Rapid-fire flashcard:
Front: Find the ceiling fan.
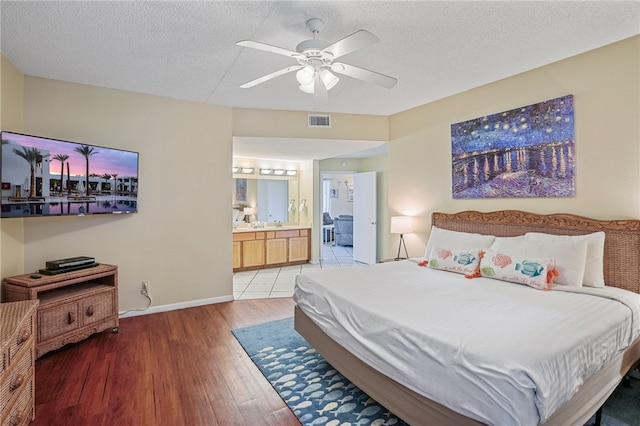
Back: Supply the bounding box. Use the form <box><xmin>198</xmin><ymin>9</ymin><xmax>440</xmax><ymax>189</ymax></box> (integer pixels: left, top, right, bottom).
<box><xmin>236</xmin><ymin>18</ymin><xmax>397</xmax><ymax>102</ymax></box>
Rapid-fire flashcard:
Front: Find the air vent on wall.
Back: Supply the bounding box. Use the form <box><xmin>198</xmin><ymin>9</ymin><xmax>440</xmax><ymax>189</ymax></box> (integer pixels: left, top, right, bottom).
<box><xmin>308</xmin><ymin>114</ymin><xmax>331</xmax><ymax>128</ymax></box>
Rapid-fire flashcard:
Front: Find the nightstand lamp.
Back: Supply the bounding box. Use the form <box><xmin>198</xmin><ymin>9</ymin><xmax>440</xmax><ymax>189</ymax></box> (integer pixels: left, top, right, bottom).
<box><xmin>390</xmin><ymin>216</ymin><xmax>413</xmax><ymax>261</ymax></box>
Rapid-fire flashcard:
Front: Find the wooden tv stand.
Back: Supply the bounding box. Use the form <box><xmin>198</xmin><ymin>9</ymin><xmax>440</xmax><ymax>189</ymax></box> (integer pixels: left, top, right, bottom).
<box><xmin>2</xmin><ymin>264</ymin><xmax>118</xmax><ymax>359</ymax></box>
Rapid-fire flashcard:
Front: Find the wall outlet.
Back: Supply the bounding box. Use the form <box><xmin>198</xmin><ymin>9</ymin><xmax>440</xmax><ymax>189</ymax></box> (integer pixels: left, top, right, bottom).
<box><xmin>141</xmin><ymin>281</ymin><xmax>150</xmax><ymax>294</ymax></box>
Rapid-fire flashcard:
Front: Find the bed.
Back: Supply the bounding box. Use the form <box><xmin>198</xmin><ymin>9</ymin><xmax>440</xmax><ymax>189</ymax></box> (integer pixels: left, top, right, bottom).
<box><xmin>293</xmin><ymin>210</ymin><xmax>640</xmax><ymax>426</ymax></box>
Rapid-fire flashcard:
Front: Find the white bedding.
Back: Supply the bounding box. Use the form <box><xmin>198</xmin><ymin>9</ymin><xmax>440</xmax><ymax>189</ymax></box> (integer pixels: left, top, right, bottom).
<box><xmin>293</xmin><ymin>260</ymin><xmax>640</xmax><ymax>426</ymax></box>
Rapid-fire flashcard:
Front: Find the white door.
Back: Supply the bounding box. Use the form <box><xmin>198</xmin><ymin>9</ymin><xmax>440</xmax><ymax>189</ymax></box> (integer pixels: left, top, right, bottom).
<box><xmin>353</xmin><ymin>172</ymin><xmax>377</xmax><ymax>264</ymax></box>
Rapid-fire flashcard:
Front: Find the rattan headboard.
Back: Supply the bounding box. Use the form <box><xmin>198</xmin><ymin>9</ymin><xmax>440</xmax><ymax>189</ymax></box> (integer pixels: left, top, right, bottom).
<box><xmin>432</xmin><ymin>210</ymin><xmax>640</xmax><ymax>294</ymax></box>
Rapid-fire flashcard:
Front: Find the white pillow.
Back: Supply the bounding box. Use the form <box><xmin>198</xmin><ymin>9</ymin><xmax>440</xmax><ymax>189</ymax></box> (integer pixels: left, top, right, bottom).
<box><xmin>489</xmin><ymin>238</ymin><xmax>588</xmax><ymax>287</ymax></box>
<box><xmin>480</xmin><ymin>249</ymin><xmax>555</xmax><ymax>291</ymax></box>
<box><xmin>525</xmin><ymin>232</ymin><xmax>605</xmax><ymax>287</ymax></box>
<box><xmin>424</xmin><ymin>226</ymin><xmax>495</xmax><ymax>259</ymax></box>
<box><xmin>428</xmin><ymin>246</ymin><xmax>483</xmax><ymax>276</ymax></box>
<box><xmin>490</xmin><ymin>236</ymin><xmax>525</xmax><ymax>251</ymax></box>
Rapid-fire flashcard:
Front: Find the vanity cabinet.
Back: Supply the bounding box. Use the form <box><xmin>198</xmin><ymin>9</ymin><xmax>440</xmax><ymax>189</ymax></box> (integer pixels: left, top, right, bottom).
<box><xmin>243</xmin><ymin>239</ymin><xmax>266</xmax><ymax>267</ymax></box>
<box><xmin>289</xmin><ymin>235</ymin><xmax>310</xmax><ymax>262</ymax></box>
<box><xmin>266</xmin><ymin>238</ymin><xmax>288</xmax><ymax>265</ymax></box>
<box><xmin>232</xmin><ymin>242</ymin><xmax>242</xmax><ymax>269</ymax></box>
<box><xmin>233</xmin><ymin>227</ymin><xmax>310</xmax><ymax>272</ymax></box>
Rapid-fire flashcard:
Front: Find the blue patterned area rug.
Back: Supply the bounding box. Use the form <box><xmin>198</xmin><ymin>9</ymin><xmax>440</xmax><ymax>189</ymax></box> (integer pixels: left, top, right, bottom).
<box><xmin>232</xmin><ymin>317</ymin><xmax>640</xmax><ymax>426</ymax></box>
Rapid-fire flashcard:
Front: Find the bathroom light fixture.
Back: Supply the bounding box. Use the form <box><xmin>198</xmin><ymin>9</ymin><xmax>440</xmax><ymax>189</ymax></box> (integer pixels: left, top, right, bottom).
<box><xmin>390</xmin><ymin>216</ymin><xmax>413</xmax><ymax>260</ymax></box>
<box><xmin>299</xmin><ymin>199</ymin><xmax>308</xmax><ymax>213</ymax></box>
<box><xmin>288</xmin><ymin>200</ymin><xmax>296</xmax><ymax>212</ymax></box>
<box><xmin>260</xmin><ymin>168</ymin><xmax>298</xmax><ymax>176</ymax></box>
<box><xmin>233</xmin><ymin>167</ymin><xmax>255</xmax><ymax>174</ymax></box>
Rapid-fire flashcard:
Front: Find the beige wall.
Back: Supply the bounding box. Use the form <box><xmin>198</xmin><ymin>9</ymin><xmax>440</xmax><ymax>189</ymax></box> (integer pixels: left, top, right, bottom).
<box><xmin>0</xmin><ymin>54</ymin><xmax>26</xmax><ymax>281</ymax></box>
<box><xmin>388</xmin><ymin>36</ymin><xmax>640</xmax><ymax>258</ymax></box>
<box><xmin>233</xmin><ymin>108</ymin><xmax>389</xmax><ymax>141</ymax></box>
<box><xmin>19</xmin><ymin>77</ymin><xmax>234</xmax><ymax>312</ymax></box>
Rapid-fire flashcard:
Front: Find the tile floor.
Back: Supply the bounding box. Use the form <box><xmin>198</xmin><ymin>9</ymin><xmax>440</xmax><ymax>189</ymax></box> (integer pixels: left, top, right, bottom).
<box><xmin>233</xmin><ymin>244</ymin><xmax>361</xmax><ymax>299</ymax></box>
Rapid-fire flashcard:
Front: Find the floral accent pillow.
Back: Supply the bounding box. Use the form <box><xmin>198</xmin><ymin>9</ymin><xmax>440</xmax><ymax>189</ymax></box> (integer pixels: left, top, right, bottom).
<box><xmin>424</xmin><ymin>226</ymin><xmax>495</xmax><ymax>260</ymax></box>
<box><xmin>487</xmin><ymin>238</ymin><xmax>587</xmax><ymax>287</ymax></box>
<box><xmin>428</xmin><ymin>247</ymin><xmax>483</xmax><ymax>276</ymax></box>
<box><xmin>480</xmin><ymin>249</ymin><xmax>556</xmax><ymax>291</ymax></box>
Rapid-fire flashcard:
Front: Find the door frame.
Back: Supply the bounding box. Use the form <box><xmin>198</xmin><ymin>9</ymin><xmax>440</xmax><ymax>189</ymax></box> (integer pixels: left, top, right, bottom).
<box><xmin>318</xmin><ymin>170</ymin><xmax>355</xmax><ymax>261</ymax></box>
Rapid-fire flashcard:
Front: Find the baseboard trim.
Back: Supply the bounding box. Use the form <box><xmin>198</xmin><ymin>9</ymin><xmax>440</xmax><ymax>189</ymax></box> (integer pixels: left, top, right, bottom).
<box><xmin>118</xmin><ymin>294</ymin><xmax>234</xmax><ymax>318</ymax></box>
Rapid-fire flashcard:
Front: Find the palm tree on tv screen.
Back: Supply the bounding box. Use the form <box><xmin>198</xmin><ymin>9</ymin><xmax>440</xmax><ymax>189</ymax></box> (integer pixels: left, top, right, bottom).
<box><xmin>52</xmin><ymin>154</ymin><xmax>69</xmax><ymax>195</ymax></box>
<box><xmin>12</xmin><ymin>146</ymin><xmax>48</xmax><ymax>197</ymax></box>
<box><xmin>111</xmin><ymin>174</ymin><xmax>118</xmax><ymax>194</ymax></box>
<box><xmin>74</xmin><ymin>144</ymin><xmax>98</xmax><ymax>196</ymax></box>
<box><xmin>101</xmin><ymin>173</ymin><xmax>111</xmax><ymax>193</ymax></box>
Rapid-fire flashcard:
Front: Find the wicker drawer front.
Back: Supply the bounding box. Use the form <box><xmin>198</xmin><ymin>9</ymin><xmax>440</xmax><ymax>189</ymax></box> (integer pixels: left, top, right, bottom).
<box><xmin>1</xmin><ymin>374</ymin><xmax>33</xmax><ymax>426</ymax></box>
<box><xmin>80</xmin><ymin>289</ymin><xmax>115</xmax><ymax>326</ymax></box>
<box><xmin>38</xmin><ymin>302</ymin><xmax>79</xmax><ymax>342</ymax></box>
<box><xmin>7</xmin><ymin>315</ymin><xmax>34</xmax><ymax>367</ymax></box>
<box><xmin>0</xmin><ymin>346</ymin><xmax>33</xmax><ymax>415</ymax></box>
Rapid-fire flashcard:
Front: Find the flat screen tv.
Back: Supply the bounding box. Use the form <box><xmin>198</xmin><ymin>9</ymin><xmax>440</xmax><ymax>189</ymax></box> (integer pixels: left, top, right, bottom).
<box><xmin>1</xmin><ymin>131</ymin><xmax>139</xmax><ymax>218</ymax></box>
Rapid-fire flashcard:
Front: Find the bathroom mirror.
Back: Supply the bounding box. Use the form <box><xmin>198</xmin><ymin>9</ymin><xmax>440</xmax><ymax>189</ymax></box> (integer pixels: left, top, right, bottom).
<box><xmin>233</xmin><ymin>177</ymin><xmax>299</xmax><ymax>223</ymax></box>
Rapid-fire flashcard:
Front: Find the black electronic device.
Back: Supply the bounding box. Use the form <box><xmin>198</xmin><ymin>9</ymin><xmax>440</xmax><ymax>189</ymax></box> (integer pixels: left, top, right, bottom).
<box><xmin>39</xmin><ymin>262</ymin><xmax>98</xmax><ymax>275</ymax></box>
<box><xmin>46</xmin><ymin>256</ymin><xmax>96</xmax><ymax>270</ymax></box>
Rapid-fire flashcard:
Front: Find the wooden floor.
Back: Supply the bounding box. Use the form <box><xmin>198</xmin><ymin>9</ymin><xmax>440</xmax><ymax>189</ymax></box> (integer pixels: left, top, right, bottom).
<box><xmin>33</xmin><ymin>298</ymin><xmax>301</xmax><ymax>426</ymax></box>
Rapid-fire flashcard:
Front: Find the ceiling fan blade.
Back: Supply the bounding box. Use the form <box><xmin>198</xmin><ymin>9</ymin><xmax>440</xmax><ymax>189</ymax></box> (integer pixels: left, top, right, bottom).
<box><xmin>236</xmin><ymin>40</ymin><xmax>304</xmax><ymax>59</ymax></box>
<box><xmin>322</xmin><ymin>30</ymin><xmax>379</xmax><ymax>60</ymax></box>
<box><xmin>331</xmin><ymin>62</ymin><xmax>398</xmax><ymax>89</ymax></box>
<box><xmin>240</xmin><ymin>65</ymin><xmax>303</xmax><ymax>89</ymax></box>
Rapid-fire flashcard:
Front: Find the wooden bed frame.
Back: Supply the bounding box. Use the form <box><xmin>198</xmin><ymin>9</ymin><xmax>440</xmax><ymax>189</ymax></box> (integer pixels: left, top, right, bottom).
<box><xmin>294</xmin><ymin>210</ymin><xmax>640</xmax><ymax>426</ymax></box>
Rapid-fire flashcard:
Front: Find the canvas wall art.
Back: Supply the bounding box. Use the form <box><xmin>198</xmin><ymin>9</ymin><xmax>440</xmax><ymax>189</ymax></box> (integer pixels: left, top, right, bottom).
<box><xmin>235</xmin><ymin>178</ymin><xmax>247</xmax><ymax>202</ymax></box>
<box><xmin>451</xmin><ymin>95</ymin><xmax>575</xmax><ymax>199</ymax></box>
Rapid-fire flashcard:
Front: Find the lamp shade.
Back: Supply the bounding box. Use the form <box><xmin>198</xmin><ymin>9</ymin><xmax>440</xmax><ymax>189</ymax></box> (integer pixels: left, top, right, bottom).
<box><xmin>296</xmin><ymin>65</ymin><xmax>315</xmax><ymax>85</ymax></box>
<box><xmin>319</xmin><ymin>68</ymin><xmax>339</xmax><ymax>90</ymax></box>
<box><xmin>390</xmin><ymin>216</ymin><xmax>413</xmax><ymax>234</ymax></box>
<box><xmin>243</xmin><ymin>207</ymin><xmax>255</xmax><ymax>216</ymax></box>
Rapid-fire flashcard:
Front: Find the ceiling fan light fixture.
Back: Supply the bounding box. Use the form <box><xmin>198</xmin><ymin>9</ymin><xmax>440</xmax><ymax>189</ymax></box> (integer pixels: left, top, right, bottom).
<box><xmin>320</xmin><ymin>68</ymin><xmax>339</xmax><ymax>91</ymax></box>
<box><xmin>296</xmin><ymin>65</ymin><xmax>315</xmax><ymax>85</ymax></box>
<box><xmin>299</xmin><ymin>82</ymin><xmax>315</xmax><ymax>94</ymax></box>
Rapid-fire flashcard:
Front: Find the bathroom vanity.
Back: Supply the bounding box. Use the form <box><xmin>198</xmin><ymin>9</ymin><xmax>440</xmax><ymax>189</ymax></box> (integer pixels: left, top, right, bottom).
<box><xmin>232</xmin><ymin>224</ymin><xmax>310</xmax><ymax>271</ymax></box>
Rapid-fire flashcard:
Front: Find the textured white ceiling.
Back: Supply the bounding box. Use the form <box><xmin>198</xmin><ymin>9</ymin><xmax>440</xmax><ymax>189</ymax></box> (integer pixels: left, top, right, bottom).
<box><xmin>1</xmin><ymin>1</ymin><xmax>639</xmax><ymax>160</ymax></box>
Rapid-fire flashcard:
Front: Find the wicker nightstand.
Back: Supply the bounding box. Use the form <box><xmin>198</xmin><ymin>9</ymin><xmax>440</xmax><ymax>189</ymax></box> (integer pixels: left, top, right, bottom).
<box><xmin>2</xmin><ymin>264</ymin><xmax>118</xmax><ymax>359</ymax></box>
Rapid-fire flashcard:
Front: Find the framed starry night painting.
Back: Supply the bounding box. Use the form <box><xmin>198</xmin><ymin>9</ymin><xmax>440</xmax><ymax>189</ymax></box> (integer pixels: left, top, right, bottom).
<box><xmin>451</xmin><ymin>95</ymin><xmax>575</xmax><ymax>199</ymax></box>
